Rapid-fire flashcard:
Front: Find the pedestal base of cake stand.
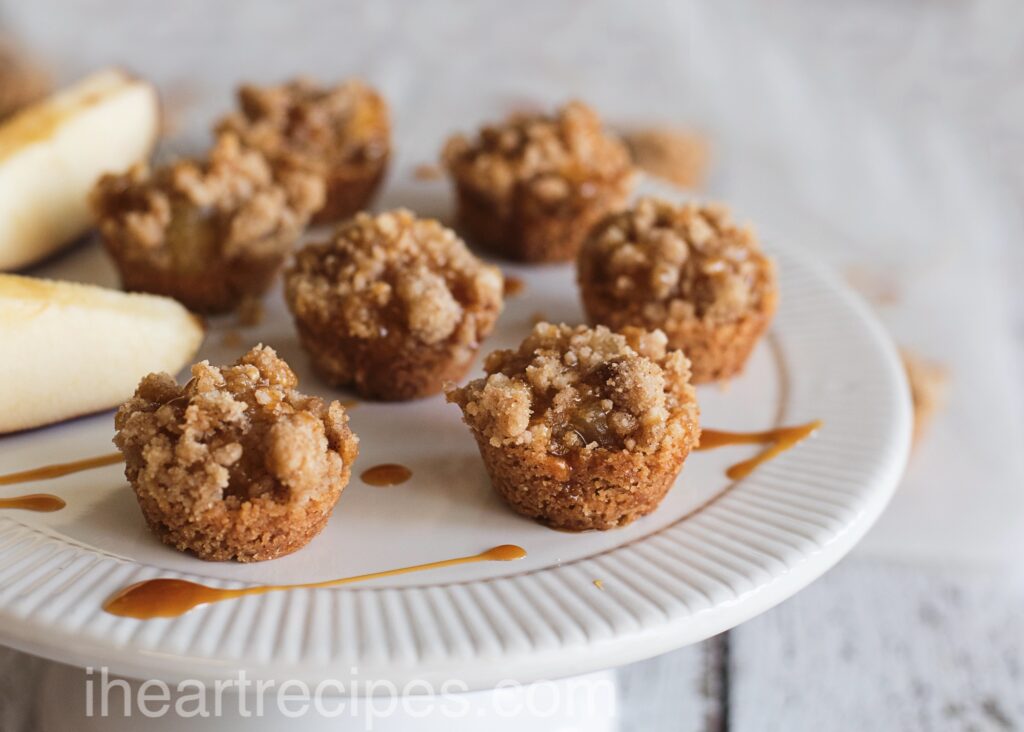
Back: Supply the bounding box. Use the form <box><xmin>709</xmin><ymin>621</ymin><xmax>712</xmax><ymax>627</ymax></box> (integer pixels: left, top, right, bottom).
<box><xmin>36</xmin><ymin>659</ymin><xmax>618</xmax><ymax>732</ymax></box>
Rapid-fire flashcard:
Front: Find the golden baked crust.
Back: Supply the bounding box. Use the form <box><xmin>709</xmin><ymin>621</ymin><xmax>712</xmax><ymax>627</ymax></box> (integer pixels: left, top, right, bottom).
<box><xmin>285</xmin><ymin>209</ymin><xmax>504</xmax><ymax>400</ymax></box>
<box><xmin>216</xmin><ymin>78</ymin><xmax>390</xmax><ymax>223</ymax></box>
<box><xmin>114</xmin><ymin>345</ymin><xmax>359</xmax><ymax>562</ymax></box>
<box><xmin>443</xmin><ymin>101</ymin><xmax>634</xmax><ymax>263</ymax></box>
<box><xmin>447</xmin><ymin>323</ymin><xmax>700</xmax><ymax>530</ymax></box>
<box><xmin>578</xmin><ymin>198</ymin><xmax>777</xmax><ymax>382</ymax></box>
<box><xmin>91</xmin><ymin>134</ymin><xmax>323</xmax><ymax>313</ymax></box>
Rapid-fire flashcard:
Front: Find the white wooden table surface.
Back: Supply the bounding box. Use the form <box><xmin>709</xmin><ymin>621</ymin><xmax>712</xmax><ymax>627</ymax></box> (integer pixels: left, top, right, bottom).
<box><xmin>1</xmin><ymin>1</ymin><xmax>1022</xmax><ymax>730</ymax></box>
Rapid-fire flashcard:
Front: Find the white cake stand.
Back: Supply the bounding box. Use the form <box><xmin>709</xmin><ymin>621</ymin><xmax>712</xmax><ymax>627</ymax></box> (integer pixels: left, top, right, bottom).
<box><xmin>0</xmin><ymin>180</ymin><xmax>912</xmax><ymax>729</ymax></box>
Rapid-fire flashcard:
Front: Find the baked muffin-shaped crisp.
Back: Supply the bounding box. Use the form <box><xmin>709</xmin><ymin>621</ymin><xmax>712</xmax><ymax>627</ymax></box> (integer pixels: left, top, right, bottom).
<box><xmin>578</xmin><ymin>198</ymin><xmax>777</xmax><ymax>383</ymax></box>
<box><xmin>91</xmin><ymin>133</ymin><xmax>324</xmax><ymax>313</ymax></box>
<box><xmin>447</xmin><ymin>323</ymin><xmax>700</xmax><ymax>531</ymax></box>
<box><xmin>114</xmin><ymin>345</ymin><xmax>359</xmax><ymax>562</ymax></box>
<box><xmin>285</xmin><ymin>209</ymin><xmax>504</xmax><ymax>400</ymax></box>
<box><xmin>442</xmin><ymin>101</ymin><xmax>634</xmax><ymax>263</ymax></box>
<box><xmin>216</xmin><ymin>78</ymin><xmax>390</xmax><ymax>224</ymax></box>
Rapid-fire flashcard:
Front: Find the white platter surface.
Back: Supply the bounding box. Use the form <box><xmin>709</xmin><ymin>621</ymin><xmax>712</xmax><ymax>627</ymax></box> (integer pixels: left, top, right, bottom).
<box><xmin>0</xmin><ymin>177</ymin><xmax>911</xmax><ymax>689</ymax></box>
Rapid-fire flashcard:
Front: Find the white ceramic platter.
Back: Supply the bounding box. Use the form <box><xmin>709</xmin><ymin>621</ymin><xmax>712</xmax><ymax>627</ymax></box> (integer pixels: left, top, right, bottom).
<box><xmin>0</xmin><ymin>176</ymin><xmax>912</xmax><ymax>689</ymax></box>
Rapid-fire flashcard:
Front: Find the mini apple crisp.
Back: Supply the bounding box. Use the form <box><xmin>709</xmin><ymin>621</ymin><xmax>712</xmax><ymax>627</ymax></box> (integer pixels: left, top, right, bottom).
<box><xmin>578</xmin><ymin>198</ymin><xmax>777</xmax><ymax>383</ymax></box>
<box><xmin>442</xmin><ymin>101</ymin><xmax>634</xmax><ymax>263</ymax></box>
<box><xmin>114</xmin><ymin>345</ymin><xmax>359</xmax><ymax>562</ymax></box>
<box><xmin>447</xmin><ymin>322</ymin><xmax>700</xmax><ymax>531</ymax></box>
<box><xmin>216</xmin><ymin>78</ymin><xmax>390</xmax><ymax>223</ymax></box>
<box><xmin>91</xmin><ymin>133</ymin><xmax>323</xmax><ymax>313</ymax></box>
<box><xmin>284</xmin><ymin>209</ymin><xmax>504</xmax><ymax>400</ymax></box>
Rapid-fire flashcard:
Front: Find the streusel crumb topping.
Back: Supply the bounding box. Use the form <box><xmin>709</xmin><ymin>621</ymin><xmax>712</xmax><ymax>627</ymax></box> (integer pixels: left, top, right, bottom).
<box><xmin>114</xmin><ymin>345</ymin><xmax>357</xmax><ymax>517</ymax></box>
<box><xmin>448</xmin><ymin>323</ymin><xmax>696</xmax><ymax>455</ymax></box>
<box><xmin>286</xmin><ymin>209</ymin><xmax>504</xmax><ymax>345</ymax></box>
<box><xmin>92</xmin><ymin>133</ymin><xmax>324</xmax><ymax>260</ymax></box>
<box><xmin>581</xmin><ymin>197</ymin><xmax>773</xmax><ymax>323</ymax></box>
<box><xmin>442</xmin><ymin>101</ymin><xmax>633</xmax><ymax>204</ymax></box>
<box><xmin>217</xmin><ymin>78</ymin><xmax>389</xmax><ymax>172</ymax></box>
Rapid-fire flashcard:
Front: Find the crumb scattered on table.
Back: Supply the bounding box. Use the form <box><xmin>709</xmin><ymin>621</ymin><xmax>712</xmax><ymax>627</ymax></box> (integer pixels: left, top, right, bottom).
<box><xmin>0</xmin><ymin>37</ymin><xmax>50</xmax><ymax>121</ymax></box>
<box><xmin>622</xmin><ymin>127</ymin><xmax>710</xmax><ymax>189</ymax></box>
<box><xmin>845</xmin><ymin>265</ymin><xmax>902</xmax><ymax>306</ymax></box>
<box><xmin>593</xmin><ymin>579</ymin><xmax>605</xmax><ymax>591</ymax></box>
<box><xmin>901</xmin><ymin>349</ymin><xmax>949</xmax><ymax>445</ymax></box>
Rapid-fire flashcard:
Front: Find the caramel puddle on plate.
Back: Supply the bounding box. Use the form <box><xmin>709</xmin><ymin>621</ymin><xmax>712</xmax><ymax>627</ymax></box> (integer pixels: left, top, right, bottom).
<box><xmin>0</xmin><ymin>494</ymin><xmax>66</xmax><ymax>512</ymax></box>
<box><xmin>0</xmin><ymin>452</ymin><xmax>123</xmax><ymax>486</ymax></box>
<box><xmin>697</xmin><ymin>420</ymin><xmax>823</xmax><ymax>480</ymax></box>
<box><xmin>503</xmin><ymin>275</ymin><xmax>525</xmax><ymax>297</ymax></box>
<box><xmin>361</xmin><ymin>463</ymin><xmax>412</xmax><ymax>487</ymax></box>
<box><xmin>104</xmin><ymin>544</ymin><xmax>528</xmax><ymax>619</ymax></box>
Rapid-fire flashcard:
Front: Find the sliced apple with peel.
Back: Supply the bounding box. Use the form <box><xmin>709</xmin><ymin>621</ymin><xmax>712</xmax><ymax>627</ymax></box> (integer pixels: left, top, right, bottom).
<box><xmin>0</xmin><ymin>274</ymin><xmax>204</xmax><ymax>433</ymax></box>
<box><xmin>0</xmin><ymin>68</ymin><xmax>159</xmax><ymax>271</ymax></box>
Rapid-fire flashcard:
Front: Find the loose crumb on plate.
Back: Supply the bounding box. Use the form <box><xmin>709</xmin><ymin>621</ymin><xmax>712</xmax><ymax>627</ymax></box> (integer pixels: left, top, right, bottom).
<box><xmin>221</xmin><ymin>329</ymin><xmax>243</xmax><ymax>348</ymax></box>
<box><xmin>413</xmin><ymin>163</ymin><xmax>443</xmax><ymax>181</ymax></box>
<box><xmin>236</xmin><ymin>296</ymin><xmax>265</xmax><ymax>327</ymax></box>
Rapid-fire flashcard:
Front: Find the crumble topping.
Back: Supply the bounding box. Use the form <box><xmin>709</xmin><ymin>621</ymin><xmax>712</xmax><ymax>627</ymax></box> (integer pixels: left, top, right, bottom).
<box><xmin>92</xmin><ymin>133</ymin><xmax>323</xmax><ymax>265</ymax></box>
<box><xmin>448</xmin><ymin>322</ymin><xmax>696</xmax><ymax>454</ymax></box>
<box><xmin>216</xmin><ymin>77</ymin><xmax>389</xmax><ymax>174</ymax></box>
<box><xmin>442</xmin><ymin>101</ymin><xmax>633</xmax><ymax>205</ymax></box>
<box><xmin>114</xmin><ymin>345</ymin><xmax>358</xmax><ymax>518</ymax></box>
<box><xmin>285</xmin><ymin>209</ymin><xmax>504</xmax><ymax>345</ymax></box>
<box><xmin>580</xmin><ymin>197</ymin><xmax>773</xmax><ymax>324</ymax></box>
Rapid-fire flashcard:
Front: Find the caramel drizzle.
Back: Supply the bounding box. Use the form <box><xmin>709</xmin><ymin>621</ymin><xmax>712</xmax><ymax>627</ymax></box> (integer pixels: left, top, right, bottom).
<box><xmin>0</xmin><ymin>494</ymin><xmax>66</xmax><ymax>512</ymax></box>
<box><xmin>361</xmin><ymin>463</ymin><xmax>412</xmax><ymax>487</ymax></box>
<box><xmin>104</xmin><ymin>544</ymin><xmax>527</xmax><ymax>619</ymax></box>
<box><xmin>503</xmin><ymin>276</ymin><xmax>526</xmax><ymax>297</ymax></box>
<box><xmin>697</xmin><ymin>420</ymin><xmax>822</xmax><ymax>480</ymax></box>
<box><xmin>0</xmin><ymin>452</ymin><xmax>123</xmax><ymax>513</ymax></box>
<box><xmin>0</xmin><ymin>452</ymin><xmax>123</xmax><ymax>486</ymax></box>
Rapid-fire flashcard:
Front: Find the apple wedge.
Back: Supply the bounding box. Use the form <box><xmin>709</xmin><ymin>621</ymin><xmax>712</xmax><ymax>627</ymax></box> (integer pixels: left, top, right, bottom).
<box><xmin>0</xmin><ymin>68</ymin><xmax>159</xmax><ymax>271</ymax></box>
<box><xmin>0</xmin><ymin>274</ymin><xmax>204</xmax><ymax>433</ymax></box>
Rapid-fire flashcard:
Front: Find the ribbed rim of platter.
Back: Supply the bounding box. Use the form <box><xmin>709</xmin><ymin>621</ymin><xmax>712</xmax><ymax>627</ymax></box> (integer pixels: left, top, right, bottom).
<box><xmin>0</xmin><ymin>238</ymin><xmax>912</xmax><ymax>690</ymax></box>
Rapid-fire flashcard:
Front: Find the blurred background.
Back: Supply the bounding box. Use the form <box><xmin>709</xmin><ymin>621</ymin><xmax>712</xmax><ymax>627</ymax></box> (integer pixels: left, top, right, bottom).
<box><xmin>1</xmin><ymin>1</ymin><xmax>1022</xmax><ymax>729</ymax></box>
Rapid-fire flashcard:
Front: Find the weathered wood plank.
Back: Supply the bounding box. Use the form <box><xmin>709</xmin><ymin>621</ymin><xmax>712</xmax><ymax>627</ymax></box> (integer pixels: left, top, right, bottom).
<box><xmin>617</xmin><ymin>636</ymin><xmax>725</xmax><ymax>732</ymax></box>
<box><xmin>0</xmin><ymin>646</ymin><xmax>43</xmax><ymax>732</ymax></box>
<box><xmin>729</xmin><ymin>559</ymin><xmax>1024</xmax><ymax>731</ymax></box>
